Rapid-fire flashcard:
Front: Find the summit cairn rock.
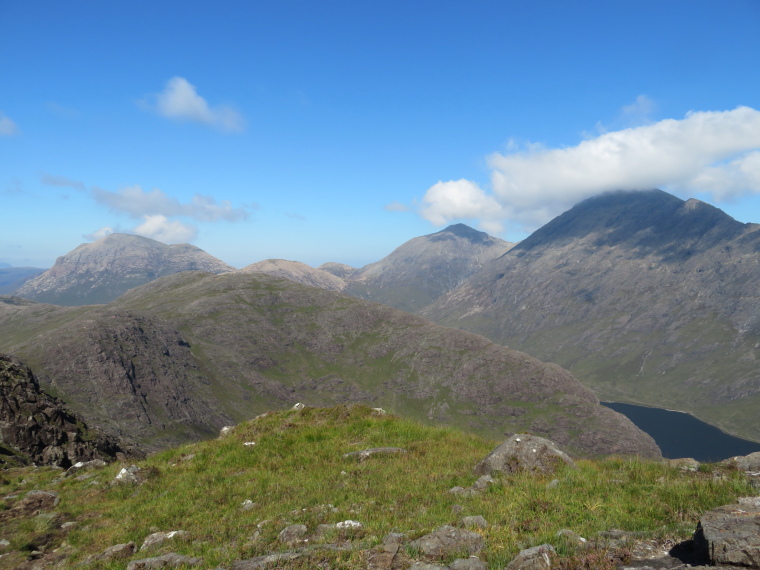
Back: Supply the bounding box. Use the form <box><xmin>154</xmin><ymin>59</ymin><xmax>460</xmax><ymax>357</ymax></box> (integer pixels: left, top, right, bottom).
<box><xmin>474</xmin><ymin>434</ymin><xmax>575</xmax><ymax>476</ymax></box>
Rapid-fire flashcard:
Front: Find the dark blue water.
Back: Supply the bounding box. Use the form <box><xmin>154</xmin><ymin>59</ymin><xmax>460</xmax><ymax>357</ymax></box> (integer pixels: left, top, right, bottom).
<box><xmin>602</xmin><ymin>402</ymin><xmax>760</xmax><ymax>462</ymax></box>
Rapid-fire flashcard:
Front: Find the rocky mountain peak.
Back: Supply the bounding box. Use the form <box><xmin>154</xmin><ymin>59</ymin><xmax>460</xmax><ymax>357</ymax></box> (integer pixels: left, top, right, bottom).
<box><xmin>432</xmin><ymin>224</ymin><xmax>493</xmax><ymax>244</ymax></box>
<box><xmin>15</xmin><ymin>233</ymin><xmax>234</xmax><ymax>306</ymax></box>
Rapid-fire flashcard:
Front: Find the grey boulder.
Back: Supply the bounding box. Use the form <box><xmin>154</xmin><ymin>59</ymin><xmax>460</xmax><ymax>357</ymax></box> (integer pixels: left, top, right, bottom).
<box><xmin>475</xmin><ymin>434</ymin><xmax>575</xmax><ymax>476</ymax></box>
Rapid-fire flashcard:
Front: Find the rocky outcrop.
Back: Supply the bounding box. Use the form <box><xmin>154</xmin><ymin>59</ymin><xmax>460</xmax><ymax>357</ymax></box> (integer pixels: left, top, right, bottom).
<box><xmin>474</xmin><ymin>434</ymin><xmax>576</xmax><ymax>476</ymax></box>
<box><xmin>694</xmin><ymin>500</ymin><xmax>760</xmax><ymax>568</ymax></box>
<box><xmin>0</xmin><ymin>354</ymin><xmax>124</xmax><ymax>467</ymax></box>
<box><xmin>15</xmin><ymin>233</ymin><xmax>234</xmax><ymax>306</ymax></box>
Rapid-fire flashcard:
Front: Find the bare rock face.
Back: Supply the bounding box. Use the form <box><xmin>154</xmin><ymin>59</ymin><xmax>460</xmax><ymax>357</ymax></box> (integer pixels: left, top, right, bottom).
<box><xmin>15</xmin><ymin>233</ymin><xmax>234</xmax><ymax>305</ymax></box>
<box><xmin>693</xmin><ymin>502</ymin><xmax>760</xmax><ymax>567</ymax></box>
<box><xmin>0</xmin><ymin>354</ymin><xmax>124</xmax><ymax>467</ymax></box>
<box><xmin>474</xmin><ymin>434</ymin><xmax>576</xmax><ymax>476</ymax></box>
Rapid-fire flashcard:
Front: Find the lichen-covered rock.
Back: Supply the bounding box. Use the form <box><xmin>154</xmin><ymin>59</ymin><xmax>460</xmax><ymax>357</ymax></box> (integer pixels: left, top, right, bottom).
<box><xmin>140</xmin><ymin>530</ymin><xmax>189</xmax><ymax>551</ymax></box>
<box><xmin>474</xmin><ymin>434</ymin><xmax>575</xmax><ymax>476</ymax></box>
<box><xmin>694</xmin><ymin>502</ymin><xmax>760</xmax><ymax>567</ymax></box>
<box><xmin>408</xmin><ymin>525</ymin><xmax>485</xmax><ymax>558</ymax></box>
<box><xmin>505</xmin><ymin>544</ymin><xmax>555</xmax><ymax>570</ymax></box>
<box><xmin>278</xmin><ymin>524</ymin><xmax>308</xmax><ymax>544</ymax></box>
<box><xmin>0</xmin><ymin>354</ymin><xmax>124</xmax><ymax>468</ymax></box>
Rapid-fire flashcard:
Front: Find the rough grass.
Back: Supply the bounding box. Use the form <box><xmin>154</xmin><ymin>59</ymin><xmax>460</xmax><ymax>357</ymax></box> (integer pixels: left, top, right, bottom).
<box><xmin>0</xmin><ymin>405</ymin><xmax>754</xmax><ymax>569</ymax></box>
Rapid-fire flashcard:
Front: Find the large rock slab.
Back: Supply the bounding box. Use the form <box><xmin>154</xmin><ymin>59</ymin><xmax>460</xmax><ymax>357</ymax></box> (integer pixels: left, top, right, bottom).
<box><xmin>693</xmin><ymin>502</ymin><xmax>760</xmax><ymax>567</ymax></box>
<box><xmin>474</xmin><ymin>434</ymin><xmax>575</xmax><ymax>476</ymax></box>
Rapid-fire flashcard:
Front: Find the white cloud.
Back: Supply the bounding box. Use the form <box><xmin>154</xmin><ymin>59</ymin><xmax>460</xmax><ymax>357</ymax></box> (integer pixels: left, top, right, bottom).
<box><xmin>0</xmin><ymin>113</ymin><xmax>19</xmax><ymax>136</ymax></box>
<box><xmin>421</xmin><ymin>179</ymin><xmax>506</xmax><ymax>232</ymax></box>
<box><xmin>41</xmin><ymin>173</ymin><xmax>86</xmax><ymax>191</ymax></box>
<box><xmin>420</xmin><ymin>106</ymin><xmax>760</xmax><ymax>233</ymax></box>
<box><xmin>134</xmin><ymin>215</ymin><xmax>197</xmax><ymax>243</ymax></box>
<box><xmin>147</xmin><ymin>77</ymin><xmax>245</xmax><ymax>133</ymax></box>
<box><xmin>92</xmin><ymin>185</ymin><xmax>248</xmax><ymax>221</ymax></box>
<box><xmin>84</xmin><ymin>226</ymin><xmax>115</xmax><ymax>241</ymax></box>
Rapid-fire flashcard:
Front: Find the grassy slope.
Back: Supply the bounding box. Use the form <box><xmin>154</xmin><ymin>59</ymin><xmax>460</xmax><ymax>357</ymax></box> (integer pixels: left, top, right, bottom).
<box><xmin>0</xmin><ymin>405</ymin><xmax>753</xmax><ymax>569</ymax></box>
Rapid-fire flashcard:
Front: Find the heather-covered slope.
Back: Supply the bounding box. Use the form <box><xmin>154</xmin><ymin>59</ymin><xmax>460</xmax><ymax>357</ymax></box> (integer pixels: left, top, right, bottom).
<box><xmin>15</xmin><ymin>233</ymin><xmax>234</xmax><ymax>305</ymax></box>
<box><xmin>424</xmin><ymin>190</ymin><xmax>760</xmax><ymax>442</ymax></box>
<box><xmin>0</xmin><ymin>272</ymin><xmax>658</xmax><ymax>457</ymax></box>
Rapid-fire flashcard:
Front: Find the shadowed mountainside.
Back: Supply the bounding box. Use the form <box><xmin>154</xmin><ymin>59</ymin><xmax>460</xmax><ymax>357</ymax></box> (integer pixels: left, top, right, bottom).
<box><xmin>15</xmin><ymin>233</ymin><xmax>234</xmax><ymax>306</ymax></box>
<box><xmin>424</xmin><ymin>190</ymin><xmax>760</xmax><ymax>442</ymax></box>
<box><xmin>0</xmin><ymin>271</ymin><xmax>659</xmax><ymax>458</ymax></box>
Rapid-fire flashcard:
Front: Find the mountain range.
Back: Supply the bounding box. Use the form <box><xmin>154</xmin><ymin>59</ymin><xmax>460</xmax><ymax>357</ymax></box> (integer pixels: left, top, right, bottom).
<box><xmin>4</xmin><ymin>188</ymin><xmax>760</xmax><ymax>449</ymax></box>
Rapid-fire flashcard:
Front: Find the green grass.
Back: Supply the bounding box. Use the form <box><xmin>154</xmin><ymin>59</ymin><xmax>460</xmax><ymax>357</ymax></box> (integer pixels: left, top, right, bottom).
<box><xmin>0</xmin><ymin>405</ymin><xmax>754</xmax><ymax>569</ymax></box>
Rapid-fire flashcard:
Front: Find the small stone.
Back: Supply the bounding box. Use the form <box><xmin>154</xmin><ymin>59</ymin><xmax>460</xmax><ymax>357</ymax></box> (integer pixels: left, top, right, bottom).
<box><xmin>452</xmin><ymin>504</ymin><xmax>464</xmax><ymax>514</ymax></box>
<box><xmin>472</xmin><ymin>475</ymin><xmax>496</xmax><ymax>490</ymax></box>
<box><xmin>65</xmin><ymin>459</ymin><xmax>107</xmax><ymax>477</ymax></box>
<box><xmin>240</xmin><ymin>499</ymin><xmax>257</xmax><ymax>511</ymax></box>
<box><xmin>278</xmin><ymin>524</ymin><xmax>308</xmax><ymax>544</ymax></box>
<box><xmin>409</xmin><ymin>563</ymin><xmax>448</xmax><ymax>570</ymax></box>
<box><xmin>219</xmin><ymin>426</ymin><xmax>235</xmax><ymax>437</ymax></box>
<box><xmin>291</xmin><ymin>402</ymin><xmax>306</xmax><ymax>410</ymax></box>
<box><xmin>505</xmin><ymin>544</ymin><xmax>555</xmax><ymax>570</ymax></box>
<box><xmin>546</xmin><ymin>479</ymin><xmax>560</xmax><ymax>489</ymax></box>
<box><xmin>461</xmin><ymin>515</ymin><xmax>488</xmax><ymax>528</ymax></box>
<box><xmin>243</xmin><ymin>441</ymin><xmax>256</xmax><ymax>446</ymax></box>
<box><xmin>140</xmin><ymin>530</ymin><xmax>189</xmax><ymax>551</ymax></box>
<box><xmin>336</xmin><ymin>519</ymin><xmax>362</xmax><ymax>529</ymax></box>
<box><xmin>556</xmin><ymin>529</ymin><xmax>587</xmax><ymax>546</ymax></box>
<box><xmin>113</xmin><ymin>465</ymin><xmax>143</xmax><ymax>485</ymax></box>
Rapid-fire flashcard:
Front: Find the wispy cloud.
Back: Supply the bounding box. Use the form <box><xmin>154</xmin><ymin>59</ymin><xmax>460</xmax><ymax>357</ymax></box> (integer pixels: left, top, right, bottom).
<box><xmin>92</xmin><ymin>185</ymin><xmax>249</xmax><ymax>222</ymax></box>
<box><xmin>420</xmin><ymin>105</ymin><xmax>760</xmax><ymax>233</ymax></box>
<box><xmin>0</xmin><ymin>113</ymin><xmax>19</xmax><ymax>136</ymax></box>
<box><xmin>143</xmin><ymin>77</ymin><xmax>245</xmax><ymax>133</ymax></box>
<box><xmin>384</xmin><ymin>201</ymin><xmax>409</xmax><ymax>212</ymax></box>
<box><xmin>41</xmin><ymin>173</ymin><xmax>86</xmax><ymax>191</ymax></box>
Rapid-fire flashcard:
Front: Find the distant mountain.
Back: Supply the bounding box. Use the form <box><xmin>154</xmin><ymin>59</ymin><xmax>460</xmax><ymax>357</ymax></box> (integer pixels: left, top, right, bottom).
<box><xmin>0</xmin><ymin>271</ymin><xmax>659</xmax><ymax>458</ymax></box>
<box><xmin>14</xmin><ymin>233</ymin><xmax>234</xmax><ymax>305</ymax></box>
<box><xmin>239</xmin><ymin>259</ymin><xmax>347</xmax><ymax>291</ymax></box>
<box><xmin>240</xmin><ymin>225</ymin><xmax>514</xmax><ymax>313</ymax></box>
<box><xmin>343</xmin><ymin>224</ymin><xmax>514</xmax><ymax>312</ymax></box>
<box><xmin>424</xmin><ymin>189</ymin><xmax>760</xmax><ymax>443</ymax></box>
<box><xmin>0</xmin><ymin>267</ymin><xmax>45</xmax><ymax>294</ymax></box>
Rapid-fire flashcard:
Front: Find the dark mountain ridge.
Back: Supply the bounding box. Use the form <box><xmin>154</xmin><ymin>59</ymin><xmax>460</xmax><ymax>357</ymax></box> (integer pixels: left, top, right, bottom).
<box><xmin>424</xmin><ymin>189</ymin><xmax>760</xmax><ymax>442</ymax></box>
<box><xmin>0</xmin><ymin>271</ymin><xmax>659</xmax><ymax>458</ymax></box>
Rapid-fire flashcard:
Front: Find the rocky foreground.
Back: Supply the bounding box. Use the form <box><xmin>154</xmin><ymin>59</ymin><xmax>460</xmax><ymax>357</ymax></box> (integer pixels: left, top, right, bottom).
<box><xmin>0</xmin><ymin>406</ymin><xmax>758</xmax><ymax>569</ymax></box>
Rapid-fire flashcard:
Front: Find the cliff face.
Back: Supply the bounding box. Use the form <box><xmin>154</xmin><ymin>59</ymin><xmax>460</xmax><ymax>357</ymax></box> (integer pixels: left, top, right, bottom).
<box><xmin>0</xmin><ymin>354</ymin><xmax>125</xmax><ymax>467</ymax></box>
<box><xmin>15</xmin><ymin>233</ymin><xmax>234</xmax><ymax>306</ymax></box>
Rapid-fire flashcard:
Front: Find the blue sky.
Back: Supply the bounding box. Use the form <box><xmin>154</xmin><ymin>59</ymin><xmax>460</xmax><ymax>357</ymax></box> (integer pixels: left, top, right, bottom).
<box><xmin>2</xmin><ymin>1</ymin><xmax>759</xmax><ymax>269</ymax></box>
